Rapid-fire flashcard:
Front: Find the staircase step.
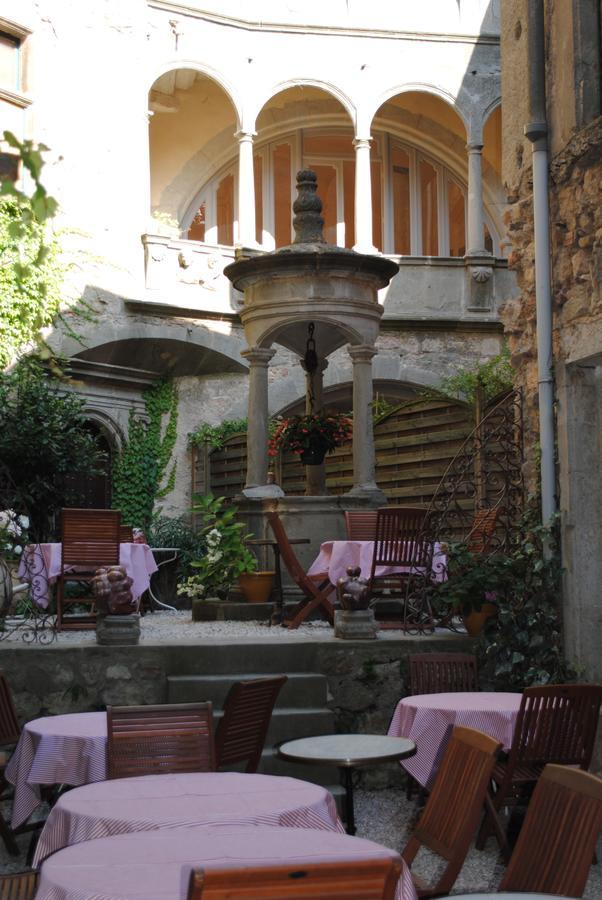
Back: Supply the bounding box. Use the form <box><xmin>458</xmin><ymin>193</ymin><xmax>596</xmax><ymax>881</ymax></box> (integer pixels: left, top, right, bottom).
<box><xmin>167</xmin><ymin>672</ymin><xmax>328</xmax><ymax>708</ymax></box>
<box><xmin>209</xmin><ymin>706</ymin><xmax>334</xmax><ymax>744</ymax></box>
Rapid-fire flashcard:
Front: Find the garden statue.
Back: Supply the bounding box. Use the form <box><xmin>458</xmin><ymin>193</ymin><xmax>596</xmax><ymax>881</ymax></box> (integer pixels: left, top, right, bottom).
<box><xmin>336</xmin><ymin>566</ymin><xmax>370</xmax><ymax>610</ymax></box>
<box><xmin>92</xmin><ymin>565</ymin><xmax>140</xmax><ymax>645</ymax></box>
<box><xmin>334</xmin><ymin>566</ymin><xmax>378</xmax><ymax>640</ymax></box>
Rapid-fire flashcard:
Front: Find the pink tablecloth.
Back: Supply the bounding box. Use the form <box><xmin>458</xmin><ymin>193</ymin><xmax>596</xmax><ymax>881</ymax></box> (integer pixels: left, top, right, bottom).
<box><xmin>5</xmin><ymin>711</ymin><xmax>107</xmax><ymax>829</ymax></box>
<box><xmin>33</xmin><ymin>772</ymin><xmax>344</xmax><ymax>865</ymax></box>
<box><xmin>307</xmin><ymin>540</ymin><xmax>446</xmax><ymax>585</ymax></box>
<box><xmin>388</xmin><ymin>691</ymin><xmax>522</xmax><ymax>789</ymax></box>
<box><xmin>37</xmin><ymin>825</ymin><xmax>417</xmax><ymax>900</ymax></box>
<box><xmin>17</xmin><ymin>542</ymin><xmax>158</xmax><ymax>608</ymax></box>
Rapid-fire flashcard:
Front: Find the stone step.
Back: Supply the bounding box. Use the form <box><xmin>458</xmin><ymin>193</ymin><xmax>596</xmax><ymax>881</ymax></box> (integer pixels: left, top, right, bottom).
<box><xmin>166</xmin><ymin>642</ymin><xmax>320</xmax><ymax>675</ymax></box>
<box><xmin>167</xmin><ymin>672</ymin><xmax>328</xmax><ymax>708</ymax></box>
<box><xmin>210</xmin><ymin>706</ymin><xmax>334</xmax><ymax>745</ymax></box>
<box><xmin>191</xmin><ymin>601</ymin><xmax>274</xmax><ymax>622</ymax></box>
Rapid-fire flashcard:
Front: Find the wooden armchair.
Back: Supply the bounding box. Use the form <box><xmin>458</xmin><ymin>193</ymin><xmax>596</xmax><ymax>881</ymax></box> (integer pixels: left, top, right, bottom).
<box><xmin>56</xmin><ymin>508</ymin><xmax>121</xmax><ymax>630</ymax></box>
<box><xmin>0</xmin><ymin>872</ymin><xmax>38</xmax><ymax>900</ymax></box>
<box><xmin>476</xmin><ymin>682</ymin><xmax>602</xmax><ymax>854</ymax></box>
<box><xmin>401</xmin><ymin>725</ymin><xmax>502</xmax><ymax>898</ymax></box>
<box><xmin>344</xmin><ymin>510</ymin><xmax>378</xmax><ymax>540</ymax></box>
<box><xmin>107</xmin><ymin>702</ymin><xmax>215</xmax><ymax>779</ymax></box>
<box><xmin>408</xmin><ymin>652</ymin><xmax>478</xmax><ymax>695</ymax></box>
<box><xmin>266</xmin><ymin>512</ymin><xmax>335</xmax><ymax>629</ymax></box>
<box><xmin>187</xmin><ymin>858</ymin><xmax>403</xmax><ymax>899</ymax></box>
<box><xmin>499</xmin><ymin>764</ymin><xmax>602</xmax><ymax>896</ymax></box>
<box><xmin>215</xmin><ymin>675</ymin><xmax>287</xmax><ymax>773</ymax></box>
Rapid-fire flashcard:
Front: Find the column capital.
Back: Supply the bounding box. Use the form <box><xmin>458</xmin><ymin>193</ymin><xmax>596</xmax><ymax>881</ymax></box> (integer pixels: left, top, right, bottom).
<box><xmin>348</xmin><ymin>344</ymin><xmax>377</xmax><ymax>364</ymax></box>
<box><xmin>235</xmin><ymin>130</ymin><xmax>257</xmax><ymax>143</ymax></box>
<box><xmin>353</xmin><ymin>137</ymin><xmax>372</xmax><ymax>151</ymax></box>
<box><xmin>241</xmin><ymin>346</ymin><xmax>275</xmax><ymax>367</ymax></box>
<box><xmin>466</xmin><ymin>142</ymin><xmax>483</xmax><ymax>153</ymax></box>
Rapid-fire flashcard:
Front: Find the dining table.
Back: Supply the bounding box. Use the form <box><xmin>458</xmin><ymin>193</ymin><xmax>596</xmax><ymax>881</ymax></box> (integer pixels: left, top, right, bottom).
<box><xmin>307</xmin><ymin>539</ymin><xmax>447</xmax><ymax>586</ymax></box>
<box><xmin>36</xmin><ymin>824</ymin><xmax>418</xmax><ymax>900</ymax></box>
<box><xmin>16</xmin><ymin>542</ymin><xmax>158</xmax><ymax>609</ymax></box>
<box><xmin>33</xmin><ymin>771</ymin><xmax>344</xmax><ymax>865</ymax></box>
<box><xmin>388</xmin><ymin>691</ymin><xmax>522</xmax><ymax>789</ymax></box>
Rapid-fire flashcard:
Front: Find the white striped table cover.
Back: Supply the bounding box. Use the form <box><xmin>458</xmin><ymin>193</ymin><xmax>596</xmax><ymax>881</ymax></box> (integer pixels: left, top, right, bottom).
<box><xmin>5</xmin><ymin>712</ymin><xmax>107</xmax><ymax>829</ymax></box>
<box><xmin>36</xmin><ymin>825</ymin><xmax>417</xmax><ymax>900</ymax></box>
<box><xmin>387</xmin><ymin>691</ymin><xmax>522</xmax><ymax>789</ymax></box>
<box><xmin>33</xmin><ymin>772</ymin><xmax>345</xmax><ymax>866</ymax></box>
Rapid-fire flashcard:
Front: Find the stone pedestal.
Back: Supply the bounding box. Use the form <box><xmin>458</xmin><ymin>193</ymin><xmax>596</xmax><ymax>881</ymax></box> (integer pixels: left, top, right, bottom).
<box><xmin>334</xmin><ymin>608</ymin><xmax>378</xmax><ymax>640</ymax></box>
<box><xmin>96</xmin><ymin>613</ymin><xmax>141</xmax><ymax>645</ymax></box>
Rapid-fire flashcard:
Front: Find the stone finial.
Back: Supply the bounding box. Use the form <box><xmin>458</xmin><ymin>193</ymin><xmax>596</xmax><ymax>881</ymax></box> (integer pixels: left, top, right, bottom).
<box><xmin>292</xmin><ymin>170</ymin><xmax>326</xmax><ymax>245</ymax></box>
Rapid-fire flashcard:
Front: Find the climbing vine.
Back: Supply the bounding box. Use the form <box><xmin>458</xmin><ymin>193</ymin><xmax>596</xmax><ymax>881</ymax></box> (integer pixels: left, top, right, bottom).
<box><xmin>188</xmin><ymin>418</ymin><xmax>248</xmax><ymax>449</ymax></box>
<box><xmin>432</xmin><ymin>346</ymin><xmax>514</xmax><ymax>407</ymax></box>
<box><xmin>112</xmin><ymin>380</ymin><xmax>179</xmax><ymax>528</ymax></box>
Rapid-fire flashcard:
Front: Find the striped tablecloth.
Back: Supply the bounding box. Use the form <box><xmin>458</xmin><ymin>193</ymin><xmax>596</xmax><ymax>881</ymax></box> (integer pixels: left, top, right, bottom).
<box><xmin>307</xmin><ymin>540</ymin><xmax>447</xmax><ymax>585</ymax></box>
<box><xmin>33</xmin><ymin>771</ymin><xmax>344</xmax><ymax>866</ymax></box>
<box><xmin>5</xmin><ymin>712</ymin><xmax>107</xmax><ymax>829</ymax></box>
<box><xmin>37</xmin><ymin>825</ymin><xmax>417</xmax><ymax>900</ymax></box>
<box><xmin>388</xmin><ymin>691</ymin><xmax>522</xmax><ymax>789</ymax></box>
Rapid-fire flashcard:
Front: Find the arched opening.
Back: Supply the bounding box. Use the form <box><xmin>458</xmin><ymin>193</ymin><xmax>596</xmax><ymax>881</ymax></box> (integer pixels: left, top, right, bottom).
<box><xmin>65</xmin><ymin>420</ymin><xmax>114</xmax><ymax>509</ymax></box>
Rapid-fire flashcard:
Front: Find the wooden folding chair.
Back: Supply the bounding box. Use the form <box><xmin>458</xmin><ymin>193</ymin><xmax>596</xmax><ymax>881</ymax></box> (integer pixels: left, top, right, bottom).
<box><xmin>0</xmin><ymin>872</ymin><xmax>38</xmax><ymax>900</ymax></box>
<box><xmin>476</xmin><ymin>682</ymin><xmax>602</xmax><ymax>854</ymax></box>
<box><xmin>266</xmin><ymin>512</ymin><xmax>335</xmax><ymax>629</ymax></box>
<box><xmin>408</xmin><ymin>652</ymin><xmax>479</xmax><ymax>695</ymax></box>
<box><xmin>119</xmin><ymin>524</ymin><xmax>133</xmax><ymax>542</ymax></box>
<box><xmin>466</xmin><ymin>506</ymin><xmax>500</xmax><ymax>554</ymax></box>
<box><xmin>215</xmin><ymin>675</ymin><xmax>287</xmax><ymax>773</ymax></box>
<box><xmin>56</xmin><ymin>508</ymin><xmax>121</xmax><ymax>630</ymax></box>
<box><xmin>187</xmin><ymin>857</ymin><xmax>403</xmax><ymax>900</ymax></box>
<box><xmin>499</xmin><ymin>764</ymin><xmax>602</xmax><ymax>896</ymax></box>
<box><xmin>401</xmin><ymin>725</ymin><xmax>502</xmax><ymax>898</ymax></box>
<box><xmin>344</xmin><ymin>510</ymin><xmax>378</xmax><ymax>540</ymax></box>
<box><xmin>0</xmin><ymin>670</ymin><xmax>22</xmax><ymax>856</ymax></box>
<box><xmin>107</xmin><ymin>702</ymin><xmax>215</xmax><ymax>779</ymax></box>
<box><xmin>367</xmin><ymin>506</ymin><xmax>432</xmax><ymax>630</ymax></box>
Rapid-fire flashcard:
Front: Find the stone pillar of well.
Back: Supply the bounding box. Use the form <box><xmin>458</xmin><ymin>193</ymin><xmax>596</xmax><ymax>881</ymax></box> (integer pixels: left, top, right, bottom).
<box><xmin>237</xmin><ymin>130</ymin><xmax>257</xmax><ymax>248</ymax></box>
<box><xmin>353</xmin><ymin>137</ymin><xmax>377</xmax><ymax>254</ymax></box>
<box><xmin>301</xmin><ymin>356</ymin><xmax>329</xmax><ymax>496</ymax></box>
<box><xmin>466</xmin><ymin>142</ymin><xmax>487</xmax><ymax>255</ymax></box>
<box><xmin>347</xmin><ymin>344</ymin><xmax>385</xmax><ymax>502</ymax></box>
<box><xmin>241</xmin><ymin>346</ymin><xmax>277</xmax><ymax>494</ymax></box>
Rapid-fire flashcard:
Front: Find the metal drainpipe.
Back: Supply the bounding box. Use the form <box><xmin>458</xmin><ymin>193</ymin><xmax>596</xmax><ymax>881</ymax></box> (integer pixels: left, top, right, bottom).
<box><xmin>524</xmin><ymin>0</ymin><xmax>557</xmax><ymax>531</ymax></box>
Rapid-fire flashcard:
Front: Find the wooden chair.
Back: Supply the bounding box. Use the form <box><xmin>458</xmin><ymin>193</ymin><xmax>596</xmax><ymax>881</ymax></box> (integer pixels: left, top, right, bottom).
<box><xmin>56</xmin><ymin>508</ymin><xmax>121</xmax><ymax>630</ymax></box>
<box><xmin>0</xmin><ymin>872</ymin><xmax>38</xmax><ymax>900</ymax></box>
<box><xmin>401</xmin><ymin>725</ymin><xmax>502</xmax><ymax>898</ymax></box>
<box><xmin>466</xmin><ymin>507</ymin><xmax>500</xmax><ymax>554</ymax></box>
<box><xmin>367</xmin><ymin>506</ymin><xmax>432</xmax><ymax>629</ymax></box>
<box><xmin>266</xmin><ymin>512</ymin><xmax>335</xmax><ymax>629</ymax></box>
<box><xmin>344</xmin><ymin>510</ymin><xmax>378</xmax><ymax>540</ymax></box>
<box><xmin>499</xmin><ymin>763</ymin><xmax>602</xmax><ymax>896</ymax></box>
<box><xmin>187</xmin><ymin>857</ymin><xmax>403</xmax><ymax>899</ymax></box>
<box><xmin>215</xmin><ymin>675</ymin><xmax>287</xmax><ymax>773</ymax></box>
<box><xmin>0</xmin><ymin>670</ymin><xmax>22</xmax><ymax>856</ymax></box>
<box><xmin>408</xmin><ymin>652</ymin><xmax>478</xmax><ymax>695</ymax></box>
<box><xmin>107</xmin><ymin>702</ymin><xmax>215</xmax><ymax>779</ymax></box>
<box><xmin>119</xmin><ymin>524</ymin><xmax>133</xmax><ymax>542</ymax></box>
<box><xmin>476</xmin><ymin>682</ymin><xmax>602</xmax><ymax>854</ymax></box>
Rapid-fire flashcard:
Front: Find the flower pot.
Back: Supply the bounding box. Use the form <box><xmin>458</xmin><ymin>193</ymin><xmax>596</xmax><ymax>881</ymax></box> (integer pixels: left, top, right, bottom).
<box><xmin>300</xmin><ymin>435</ymin><xmax>331</xmax><ymax>466</ymax></box>
<box><xmin>462</xmin><ymin>601</ymin><xmax>497</xmax><ymax>637</ymax></box>
<box><xmin>238</xmin><ymin>571</ymin><xmax>275</xmax><ymax>603</ymax></box>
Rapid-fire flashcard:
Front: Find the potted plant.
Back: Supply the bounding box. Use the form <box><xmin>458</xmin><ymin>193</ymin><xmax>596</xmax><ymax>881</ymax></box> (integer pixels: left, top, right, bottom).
<box><xmin>268</xmin><ymin>412</ymin><xmax>353</xmax><ymax>466</ymax></box>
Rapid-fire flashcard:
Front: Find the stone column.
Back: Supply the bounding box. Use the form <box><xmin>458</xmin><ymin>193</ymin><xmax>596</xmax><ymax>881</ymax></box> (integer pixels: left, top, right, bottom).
<box><xmin>237</xmin><ymin>130</ymin><xmax>257</xmax><ymax>248</ymax></box>
<box><xmin>241</xmin><ymin>346</ymin><xmax>274</xmax><ymax>490</ymax></box>
<box><xmin>466</xmin><ymin>142</ymin><xmax>486</xmax><ymax>255</ymax></box>
<box><xmin>347</xmin><ymin>345</ymin><xmax>383</xmax><ymax>499</ymax></box>
<box><xmin>353</xmin><ymin>137</ymin><xmax>377</xmax><ymax>254</ymax></box>
<box><xmin>301</xmin><ymin>357</ymin><xmax>329</xmax><ymax>496</ymax></box>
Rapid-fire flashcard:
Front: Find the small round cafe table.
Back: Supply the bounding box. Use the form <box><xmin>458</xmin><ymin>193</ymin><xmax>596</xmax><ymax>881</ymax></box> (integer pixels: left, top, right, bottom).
<box><xmin>445</xmin><ymin>895</ymin><xmax>567</xmax><ymax>899</ymax></box>
<box><xmin>36</xmin><ymin>825</ymin><xmax>418</xmax><ymax>900</ymax></box>
<box><xmin>33</xmin><ymin>771</ymin><xmax>343</xmax><ymax>866</ymax></box>
<box><xmin>277</xmin><ymin>734</ymin><xmax>416</xmax><ymax>836</ymax></box>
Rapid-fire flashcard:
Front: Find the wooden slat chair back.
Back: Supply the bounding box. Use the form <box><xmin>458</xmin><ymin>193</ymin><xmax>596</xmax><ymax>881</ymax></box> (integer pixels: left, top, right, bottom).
<box><xmin>57</xmin><ymin>508</ymin><xmax>121</xmax><ymax>630</ymax></box>
<box><xmin>0</xmin><ymin>671</ymin><xmax>21</xmax><ymax>856</ymax></box>
<box><xmin>107</xmin><ymin>702</ymin><xmax>215</xmax><ymax>779</ymax></box>
<box><xmin>408</xmin><ymin>653</ymin><xmax>478</xmax><ymax>695</ymax></box>
<box><xmin>466</xmin><ymin>507</ymin><xmax>500</xmax><ymax>554</ymax></box>
<box><xmin>476</xmin><ymin>682</ymin><xmax>602</xmax><ymax>853</ymax></box>
<box><xmin>499</xmin><ymin>764</ymin><xmax>602</xmax><ymax>896</ymax></box>
<box><xmin>215</xmin><ymin>675</ymin><xmax>287</xmax><ymax>773</ymax></box>
<box><xmin>266</xmin><ymin>512</ymin><xmax>335</xmax><ymax>629</ymax></box>
<box><xmin>0</xmin><ymin>872</ymin><xmax>39</xmax><ymax>900</ymax></box>
<box><xmin>371</xmin><ymin>507</ymin><xmax>431</xmax><ymax>571</ymax></box>
<box><xmin>402</xmin><ymin>726</ymin><xmax>502</xmax><ymax>898</ymax></box>
<box><xmin>187</xmin><ymin>857</ymin><xmax>403</xmax><ymax>900</ymax></box>
<box><xmin>119</xmin><ymin>524</ymin><xmax>134</xmax><ymax>542</ymax></box>
<box><xmin>344</xmin><ymin>510</ymin><xmax>378</xmax><ymax>540</ymax></box>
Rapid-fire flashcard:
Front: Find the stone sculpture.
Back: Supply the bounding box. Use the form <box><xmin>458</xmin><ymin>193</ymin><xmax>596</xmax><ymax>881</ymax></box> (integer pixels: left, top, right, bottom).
<box><xmin>92</xmin><ymin>566</ymin><xmax>140</xmax><ymax>645</ymax></box>
<box><xmin>334</xmin><ymin>565</ymin><xmax>378</xmax><ymax>640</ymax></box>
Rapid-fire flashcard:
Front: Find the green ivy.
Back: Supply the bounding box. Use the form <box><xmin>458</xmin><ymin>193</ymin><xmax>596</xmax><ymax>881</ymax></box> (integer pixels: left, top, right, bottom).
<box><xmin>188</xmin><ymin>418</ymin><xmax>248</xmax><ymax>450</ymax></box>
<box><xmin>434</xmin><ymin>346</ymin><xmax>514</xmax><ymax>407</ymax></box>
<box><xmin>112</xmin><ymin>380</ymin><xmax>179</xmax><ymax>528</ymax></box>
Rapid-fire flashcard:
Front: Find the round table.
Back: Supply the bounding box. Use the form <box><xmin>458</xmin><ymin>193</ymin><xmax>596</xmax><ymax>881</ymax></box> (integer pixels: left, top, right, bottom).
<box><xmin>36</xmin><ymin>824</ymin><xmax>417</xmax><ymax>900</ymax></box>
<box><xmin>5</xmin><ymin>711</ymin><xmax>107</xmax><ymax>829</ymax></box>
<box><xmin>388</xmin><ymin>691</ymin><xmax>522</xmax><ymax>789</ymax></box>
<box><xmin>33</xmin><ymin>771</ymin><xmax>343</xmax><ymax>865</ymax></box>
<box><xmin>277</xmin><ymin>734</ymin><xmax>416</xmax><ymax>836</ymax></box>
<box><xmin>447</xmin><ymin>895</ymin><xmax>566</xmax><ymax>899</ymax></box>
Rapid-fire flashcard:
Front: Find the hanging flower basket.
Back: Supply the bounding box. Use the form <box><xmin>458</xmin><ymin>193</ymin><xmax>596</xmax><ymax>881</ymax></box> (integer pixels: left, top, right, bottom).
<box><xmin>268</xmin><ymin>413</ymin><xmax>353</xmax><ymax>466</ymax></box>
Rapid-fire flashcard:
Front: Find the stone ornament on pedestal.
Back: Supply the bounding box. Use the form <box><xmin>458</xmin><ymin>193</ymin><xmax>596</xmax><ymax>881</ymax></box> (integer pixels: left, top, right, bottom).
<box><xmin>92</xmin><ymin>565</ymin><xmax>140</xmax><ymax>645</ymax></box>
<box><xmin>334</xmin><ymin>566</ymin><xmax>378</xmax><ymax>640</ymax></box>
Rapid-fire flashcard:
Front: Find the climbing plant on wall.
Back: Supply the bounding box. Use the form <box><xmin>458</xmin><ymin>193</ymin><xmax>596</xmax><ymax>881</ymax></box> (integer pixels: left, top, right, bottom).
<box><xmin>112</xmin><ymin>379</ymin><xmax>179</xmax><ymax>529</ymax></box>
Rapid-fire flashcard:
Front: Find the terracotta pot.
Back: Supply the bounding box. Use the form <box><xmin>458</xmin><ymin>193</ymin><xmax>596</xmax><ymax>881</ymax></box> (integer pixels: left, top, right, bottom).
<box><xmin>462</xmin><ymin>601</ymin><xmax>497</xmax><ymax>637</ymax></box>
<box><xmin>238</xmin><ymin>571</ymin><xmax>275</xmax><ymax>603</ymax></box>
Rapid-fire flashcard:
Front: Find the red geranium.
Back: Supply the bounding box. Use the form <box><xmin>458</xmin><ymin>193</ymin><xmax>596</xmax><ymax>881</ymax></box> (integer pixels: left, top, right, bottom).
<box><xmin>268</xmin><ymin>412</ymin><xmax>353</xmax><ymax>457</ymax></box>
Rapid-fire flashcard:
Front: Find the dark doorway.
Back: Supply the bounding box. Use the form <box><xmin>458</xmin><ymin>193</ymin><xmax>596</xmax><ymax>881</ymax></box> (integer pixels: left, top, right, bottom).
<box><xmin>65</xmin><ymin>420</ymin><xmax>113</xmax><ymax>509</ymax></box>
